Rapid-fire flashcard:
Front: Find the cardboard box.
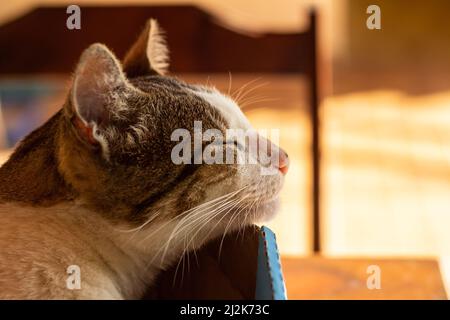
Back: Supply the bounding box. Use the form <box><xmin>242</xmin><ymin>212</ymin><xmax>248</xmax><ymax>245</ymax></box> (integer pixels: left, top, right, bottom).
<box><xmin>145</xmin><ymin>225</ymin><xmax>287</xmax><ymax>300</ymax></box>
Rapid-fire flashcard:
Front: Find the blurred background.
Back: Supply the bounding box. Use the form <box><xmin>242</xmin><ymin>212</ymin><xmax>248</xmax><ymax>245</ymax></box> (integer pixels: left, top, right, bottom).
<box><xmin>2</xmin><ymin>0</ymin><xmax>450</xmax><ymax>299</ymax></box>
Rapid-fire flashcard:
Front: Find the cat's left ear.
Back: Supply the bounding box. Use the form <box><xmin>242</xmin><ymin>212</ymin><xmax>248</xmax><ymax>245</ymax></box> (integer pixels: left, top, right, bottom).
<box><xmin>123</xmin><ymin>19</ymin><xmax>169</xmax><ymax>77</ymax></box>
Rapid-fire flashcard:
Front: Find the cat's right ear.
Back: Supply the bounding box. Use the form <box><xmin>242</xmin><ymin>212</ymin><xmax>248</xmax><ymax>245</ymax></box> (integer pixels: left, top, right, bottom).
<box><xmin>123</xmin><ymin>19</ymin><xmax>169</xmax><ymax>77</ymax></box>
<box><xmin>69</xmin><ymin>43</ymin><xmax>130</xmax><ymax>155</ymax></box>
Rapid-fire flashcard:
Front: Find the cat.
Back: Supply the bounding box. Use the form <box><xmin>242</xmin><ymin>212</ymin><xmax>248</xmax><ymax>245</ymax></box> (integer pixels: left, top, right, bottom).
<box><xmin>0</xmin><ymin>19</ymin><xmax>289</xmax><ymax>299</ymax></box>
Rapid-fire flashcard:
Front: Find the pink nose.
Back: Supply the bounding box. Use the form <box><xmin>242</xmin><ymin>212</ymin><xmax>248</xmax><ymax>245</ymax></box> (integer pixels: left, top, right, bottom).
<box><xmin>278</xmin><ymin>148</ymin><xmax>290</xmax><ymax>175</ymax></box>
<box><xmin>250</xmin><ymin>130</ymin><xmax>290</xmax><ymax>175</ymax></box>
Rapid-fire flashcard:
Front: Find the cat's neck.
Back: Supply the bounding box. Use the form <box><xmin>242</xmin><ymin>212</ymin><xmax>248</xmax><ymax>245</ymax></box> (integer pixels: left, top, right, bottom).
<box><xmin>0</xmin><ymin>111</ymin><xmax>75</xmax><ymax>205</ymax></box>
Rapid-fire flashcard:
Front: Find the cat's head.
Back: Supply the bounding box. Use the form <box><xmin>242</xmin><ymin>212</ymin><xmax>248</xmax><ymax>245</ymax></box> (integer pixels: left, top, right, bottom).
<box><xmin>58</xmin><ymin>19</ymin><xmax>289</xmax><ymax>248</ymax></box>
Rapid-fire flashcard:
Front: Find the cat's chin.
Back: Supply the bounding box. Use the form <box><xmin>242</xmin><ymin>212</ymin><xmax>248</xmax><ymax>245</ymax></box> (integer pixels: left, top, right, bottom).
<box><xmin>249</xmin><ymin>197</ymin><xmax>281</xmax><ymax>223</ymax></box>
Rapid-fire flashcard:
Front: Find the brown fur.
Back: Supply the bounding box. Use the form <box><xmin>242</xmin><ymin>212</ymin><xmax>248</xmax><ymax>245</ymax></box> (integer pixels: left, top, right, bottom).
<box><xmin>0</xmin><ymin>112</ymin><xmax>74</xmax><ymax>205</ymax></box>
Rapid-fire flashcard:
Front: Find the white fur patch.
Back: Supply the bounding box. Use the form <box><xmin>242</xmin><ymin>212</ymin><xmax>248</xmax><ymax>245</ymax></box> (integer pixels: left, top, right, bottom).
<box><xmin>191</xmin><ymin>88</ymin><xmax>252</xmax><ymax>130</ymax></box>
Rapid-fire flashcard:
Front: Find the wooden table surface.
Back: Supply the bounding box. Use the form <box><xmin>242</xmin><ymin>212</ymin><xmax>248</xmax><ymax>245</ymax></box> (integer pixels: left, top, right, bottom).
<box><xmin>281</xmin><ymin>256</ymin><xmax>447</xmax><ymax>300</ymax></box>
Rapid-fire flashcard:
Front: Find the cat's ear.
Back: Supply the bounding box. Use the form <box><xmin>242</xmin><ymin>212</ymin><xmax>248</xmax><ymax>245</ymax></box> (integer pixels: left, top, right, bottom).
<box><xmin>70</xmin><ymin>43</ymin><xmax>129</xmax><ymax>149</ymax></box>
<box><xmin>123</xmin><ymin>19</ymin><xmax>169</xmax><ymax>77</ymax></box>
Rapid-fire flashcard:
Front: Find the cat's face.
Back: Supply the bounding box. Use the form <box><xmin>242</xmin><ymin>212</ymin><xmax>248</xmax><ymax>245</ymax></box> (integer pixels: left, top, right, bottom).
<box><xmin>58</xmin><ymin>20</ymin><xmax>289</xmax><ymax>244</ymax></box>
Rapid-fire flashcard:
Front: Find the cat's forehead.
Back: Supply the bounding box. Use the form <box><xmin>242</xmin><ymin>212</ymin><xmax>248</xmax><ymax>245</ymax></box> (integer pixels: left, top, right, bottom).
<box><xmin>190</xmin><ymin>87</ymin><xmax>251</xmax><ymax>130</ymax></box>
<box><xmin>129</xmin><ymin>75</ymin><xmax>251</xmax><ymax>130</ymax></box>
